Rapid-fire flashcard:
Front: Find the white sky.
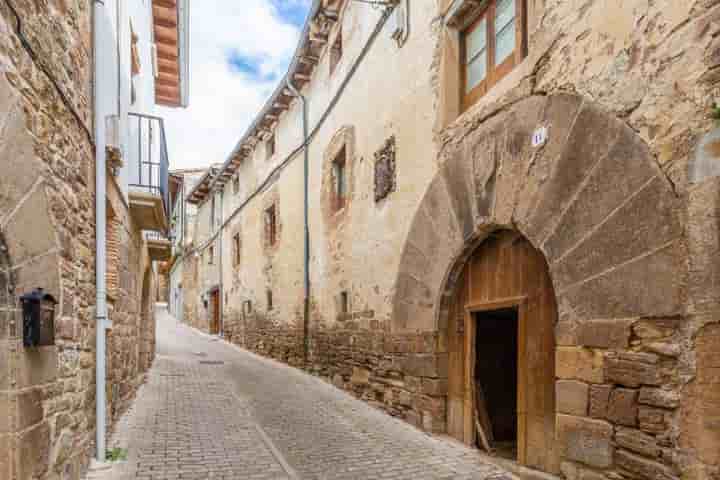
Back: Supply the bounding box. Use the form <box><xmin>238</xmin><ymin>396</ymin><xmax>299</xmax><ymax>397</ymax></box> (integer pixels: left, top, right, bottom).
<box><xmin>157</xmin><ymin>1</ymin><xmax>311</xmax><ymax>170</ymax></box>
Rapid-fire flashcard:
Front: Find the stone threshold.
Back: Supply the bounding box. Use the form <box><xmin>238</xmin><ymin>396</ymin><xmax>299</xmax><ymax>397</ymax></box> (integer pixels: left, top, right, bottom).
<box><xmin>436</xmin><ymin>435</ymin><xmax>562</xmax><ymax>480</ymax></box>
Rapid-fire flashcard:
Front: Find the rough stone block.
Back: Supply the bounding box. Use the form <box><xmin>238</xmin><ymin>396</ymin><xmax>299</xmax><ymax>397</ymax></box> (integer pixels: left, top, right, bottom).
<box><xmin>589</xmin><ymin>384</ymin><xmax>612</xmax><ymax>419</ymax></box>
<box><xmin>604</xmin><ymin>354</ymin><xmax>661</xmax><ymax>388</ymax></box>
<box><xmin>556</xmin><ymin>380</ymin><xmax>589</xmax><ymax>416</ymax></box>
<box><xmin>577</xmin><ymin>319</ymin><xmax>633</xmax><ymax>349</ymax></box>
<box><xmin>556</xmin><ymin>347</ymin><xmax>604</xmax><ymax>383</ymax></box>
<box><xmin>16</xmin><ymin>388</ymin><xmax>44</xmax><ymax>431</ymax></box>
<box><xmin>557</xmin><ymin>241</ymin><xmax>684</xmax><ymax>321</ymax></box>
<box><xmin>400</xmin><ymin>354</ymin><xmax>448</xmax><ymax>379</ymax></box>
<box><xmin>616</xmin><ymin>449</ymin><xmax>679</xmax><ymax>480</ymax></box>
<box><xmin>638</xmin><ymin>388</ymin><xmax>680</xmax><ymax>409</ymax></box>
<box><xmin>638</xmin><ymin>406</ymin><xmax>669</xmax><ymax>434</ymax></box>
<box><xmin>421</xmin><ymin>378</ymin><xmax>448</xmax><ymax>396</ymax></box>
<box><xmin>0</xmin><ymin>102</ymin><xmax>43</xmax><ymax>222</ymax></box>
<box><xmin>16</xmin><ymin>421</ymin><xmax>50</xmax><ymax>480</ymax></box>
<box><xmin>607</xmin><ymin>388</ymin><xmax>638</xmax><ymax>427</ymax></box>
<box><xmin>15</xmin><ymin>346</ymin><xmax>58</xmax><ymax>389</ymax></box>
<box><xmin>0</xmin><ymin>342</ymin><xmax>12</xmax><ymax>391</ymax></box>
<box><xmin>0</xmin><ymin>393</ymin><xmax>10</xmax><ymax>434</ymax></box>
<box><xmin>556</xmin><ymin>321</ymin><xmax>579</xmax><ymax>346</ymax></box>
<box><xmin>644</xmin><ymin>342</ymin><xmax>681</xmax><ymax>358</ymax></box>
<box><xmin>0</xmin><ymin>434</ymin><xmax>10</xmax><ymax>480</ymax></box>
<box><xmin>551</xmin><ymin>176</ymin><xmax>682</xmax><ymax>290</ymax></box>
<box><xmin>632</xmin><ymin>319</ymin><xmax>678</xmax><ymax>340</ymax></box>
<box><xmin>556</xmin><ymin>414</ymin><xmax>614</xmax><ymax>468</ymax></box>
<box><xmin>4</xmin><ymin>186</ymin><xmax>57</xmax><ymax>264</ymax></box>
<box><xmin>350</xmin><ymin>367</ymin><xmax>370</xmax><ymax>385</ymax></box>
<box><xmin>615</xmin><ymin>427</ymin><xmax>660</xmax><ymax>457</ymax></box>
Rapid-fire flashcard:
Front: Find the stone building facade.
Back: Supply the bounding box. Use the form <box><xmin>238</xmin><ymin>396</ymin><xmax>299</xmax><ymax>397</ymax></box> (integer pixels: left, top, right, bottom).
<box><xmin>0</xmin><ymin>1</ymin><xmax>187</xmax><ymax>479</ymax></box>
<box><xmin>181</xmin><ymin>0</ymin><xmax>719</xmax><ymax>479</ymax></box>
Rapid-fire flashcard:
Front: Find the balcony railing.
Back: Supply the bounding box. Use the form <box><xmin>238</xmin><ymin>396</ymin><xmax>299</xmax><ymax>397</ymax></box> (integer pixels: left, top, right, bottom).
<box><xmin>128</xmin><ymin>112</ymin><xmax>170</xmax><ymax>221</ymax></box>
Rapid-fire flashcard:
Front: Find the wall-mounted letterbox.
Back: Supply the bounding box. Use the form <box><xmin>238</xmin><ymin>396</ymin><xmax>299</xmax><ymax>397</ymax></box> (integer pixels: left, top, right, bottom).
<box><xmin>20</xmin><ymin>288</ymin><xmax>57</xmax><ymax>347</ymax></box>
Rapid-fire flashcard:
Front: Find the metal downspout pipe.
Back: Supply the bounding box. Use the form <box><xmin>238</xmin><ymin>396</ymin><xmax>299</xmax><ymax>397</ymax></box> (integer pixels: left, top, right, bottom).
<box><xmin>92</xmin><ymin>0</ymin><xmax>108</xmax><ymax>462</ymax></box>
<box><xmin>218</xmin><ymin>188</ymin><xmax>224</xmax><ymax>336</ymax></box>
<box><xmin>286</xmin><ymin>78</ymin><xmax>310</xmax><ymax>362</ymax></box>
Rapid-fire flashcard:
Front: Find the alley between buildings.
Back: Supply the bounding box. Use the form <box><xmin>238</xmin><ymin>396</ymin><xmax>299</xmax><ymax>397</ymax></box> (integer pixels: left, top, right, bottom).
<box><xmin>87</xmin><ymin>305</ymin><xmax>510</xmax><ymax>480</ymax></box>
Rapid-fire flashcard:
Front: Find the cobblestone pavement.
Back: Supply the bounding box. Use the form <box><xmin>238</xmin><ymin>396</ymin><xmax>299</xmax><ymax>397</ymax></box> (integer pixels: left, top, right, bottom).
<box><xmin>87</xmin><ymin>305</ymin><xmax>510</xmax><ymax>480</ymax></box>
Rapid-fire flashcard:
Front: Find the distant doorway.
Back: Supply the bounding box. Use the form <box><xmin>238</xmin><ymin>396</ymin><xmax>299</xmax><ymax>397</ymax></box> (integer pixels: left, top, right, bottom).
<box><xmin>209</xmin><ymin>289</ymin><xmax>220</xmax><ymax>335</ymax></box>
<box><xmin>474</xmin><ymin>307</ymin><xmax>518</xmax><ymax>459</ymax></box>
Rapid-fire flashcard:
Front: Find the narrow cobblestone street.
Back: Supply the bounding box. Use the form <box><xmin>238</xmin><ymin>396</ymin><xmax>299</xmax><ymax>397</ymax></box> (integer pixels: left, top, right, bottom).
<box><xmin>87</xmin><ymin>305</ymin><xmax>509</xmax><ymax>480</ymax></box>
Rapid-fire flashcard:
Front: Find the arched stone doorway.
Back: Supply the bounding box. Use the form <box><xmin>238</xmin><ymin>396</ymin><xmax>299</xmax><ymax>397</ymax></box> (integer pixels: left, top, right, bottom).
<box><xmin>393</xmin><ymin>94</ymin><xmax>686</xmax><ymax>476</ymax></box>
<box><xmin>447</xmin><ymin>230</ymin><xmax>558</xmax><ymax>473</ymax></box>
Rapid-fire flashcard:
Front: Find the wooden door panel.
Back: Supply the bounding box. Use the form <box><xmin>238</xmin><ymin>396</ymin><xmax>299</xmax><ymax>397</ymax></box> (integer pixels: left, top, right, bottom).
<box><xmin>447</xmin><ymin>230</ymin><xmax>558</xmax><ymax>474</ymax></box>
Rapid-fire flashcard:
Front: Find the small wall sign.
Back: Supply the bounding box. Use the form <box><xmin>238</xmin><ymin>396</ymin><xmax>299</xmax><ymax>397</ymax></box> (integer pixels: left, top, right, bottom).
<box><xmin>532</xmin><ymin>126</ymin><xmax>549</xmax><ymax>148</ymax></box>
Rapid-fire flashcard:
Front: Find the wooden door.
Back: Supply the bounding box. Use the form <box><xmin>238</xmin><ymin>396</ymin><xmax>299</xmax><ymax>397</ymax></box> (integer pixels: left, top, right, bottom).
<box><xmin>446</xmin><ymin>230</ymin><xmax>558</xmax><ymax>474</ymax></box>
<box><xmin>209</xmin><ymin>290</ymin><xmax>220</xmax><ymax>335</ymax></box>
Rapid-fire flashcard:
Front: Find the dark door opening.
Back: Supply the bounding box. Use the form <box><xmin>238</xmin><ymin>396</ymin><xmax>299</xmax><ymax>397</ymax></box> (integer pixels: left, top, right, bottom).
<box><xmin>209</xmin><ymin>290</ymin><xmax>220</xmax><ymax>335</ymax></box>
<box><xmin>474</xmin><ymin>307</ymin><xmax>518</xmax><ymax>460</ymax></box>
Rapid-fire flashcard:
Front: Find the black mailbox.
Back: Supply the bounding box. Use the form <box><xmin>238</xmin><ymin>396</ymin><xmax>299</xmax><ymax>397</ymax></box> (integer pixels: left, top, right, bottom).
<box><xmin>20</xmin><ymin>288</ymin><xmax>56</xmax><ymax>347</ymax></box>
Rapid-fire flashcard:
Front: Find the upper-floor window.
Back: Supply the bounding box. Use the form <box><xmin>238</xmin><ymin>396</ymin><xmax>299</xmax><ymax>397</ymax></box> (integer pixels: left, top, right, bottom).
<box><xmin>267</xmin><ymin>289</ymin><xmax>274</xmax><ymax>311</ymax></box>
<box><xmin>232</xmin><ymin>233</ymin><xmax>241</xmax><ymax>266</ymax></box>
<box><xmin>332</xmin><ymin>146</ymin><xmax>347</xmax><ymax>211</ymax></box>
<box><xmin>462</xmin><ymin>0</ymin><xmax>526</xmax><ymax>111</ymax></box>
<box><xmin>232</xmin><ymin>175</ymin><xmax>240</xmax><ymax>195</ymax></box>
<box><xmin>265</xmin><ymin>204</ymin><xmax>277</xmax><ymax>246</ymax></box>
<box><xmin>330</xmin><ymin>25</ymin><xmax>343</xmax><ymax>74</ymax></box>
<box><xmin>208</xmin><ymin>245</ymin><xmax>214</xmax><ymax>264</ymax></box>
<box><xmin>266</xmin><ymin>134</ymin><xmax>276</xmax><ymax>160</ymax></box>
<box><xmin>340</xmin><ymin>291</ymin><xmax>349</xmax><ymax>315</ymax></box>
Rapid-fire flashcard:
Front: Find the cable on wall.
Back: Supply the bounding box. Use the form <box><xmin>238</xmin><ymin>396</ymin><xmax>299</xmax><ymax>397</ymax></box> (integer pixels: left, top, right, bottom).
<box><xmin>188</xmin><ymin>4</ymin><xmax>395</xmax><ymax>257</ymax></box>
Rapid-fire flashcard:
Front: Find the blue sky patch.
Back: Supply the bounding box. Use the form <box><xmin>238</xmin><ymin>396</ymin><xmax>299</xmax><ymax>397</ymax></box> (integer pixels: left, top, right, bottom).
<box><xmin>227</xmin><ymin>51</ymin><xmax>279</xmax><ymax>83</ymax></box>
<box><xmin>271</xmin><ymin>0</ymin><xmax>310</xmax><ymax>27</ymax></box>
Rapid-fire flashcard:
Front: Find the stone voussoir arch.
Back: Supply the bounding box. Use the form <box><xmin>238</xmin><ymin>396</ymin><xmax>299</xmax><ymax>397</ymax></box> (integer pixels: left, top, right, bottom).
<box><xmin>393</xmin><ymin>93</ymin><xmax>685</xmax><ymax>333</ymax></box>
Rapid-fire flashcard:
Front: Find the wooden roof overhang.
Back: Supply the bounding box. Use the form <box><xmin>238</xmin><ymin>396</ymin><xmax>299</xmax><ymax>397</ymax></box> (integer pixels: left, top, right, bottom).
<box><xmin>186</xmin><ymin>168</ymin><xmax>218</xmax><ymax>205</ymax></box>
<box><xmin>153</xmin><ymin>0</ymin><xmax>184</xmax><ymax>107</ymax></box>
<box><xmin>196</xmin><ymin>0</ymin><xmax>347</xmax><ymax>202</ymax></box>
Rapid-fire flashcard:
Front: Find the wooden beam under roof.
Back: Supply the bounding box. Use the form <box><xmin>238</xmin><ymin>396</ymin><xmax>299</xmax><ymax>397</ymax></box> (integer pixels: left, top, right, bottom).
<box><xmin>153</xmin><ymin>0</ymin><xmax>182</xmax><ymax>107</ymax></box>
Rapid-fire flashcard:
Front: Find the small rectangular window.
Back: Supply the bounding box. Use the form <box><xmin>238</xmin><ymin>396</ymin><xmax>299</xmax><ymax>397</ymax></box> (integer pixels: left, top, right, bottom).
<box><xmin>208</xmin><ymin>246</ymin><xmax>214</xmax><ymax>264</ymax></box>
<box><xmin>233</xmin><ymin>233</ymin><xmax>241</xmax><ymax>266</ymax></box>
<box><xmin>267</xmin><ymin>289</ymin><xmax>274</xmax><ymax>311</ymax></box>
<box><xmin>233</xmin><ymin>175</ymin><xmax>240</xmax><ymax>195</ymax></box>
<box><xmin>265</xmin><ymin>205</ymin><xmax>277</xmax><ymax>246</ymax></box>
<box><xmin>332</xmin><ymin>146</ymin><xmax>347</xmax><ymax>211</ymax></box>
<box><xmin>266</xmin><ymin>134</ymin><xmax>276</xmax><ymax>160</ymax></box>
<box><xmin>340</xmin><ymin>291</ymin><xmax>349</xmax><ymax>315</ymax></box>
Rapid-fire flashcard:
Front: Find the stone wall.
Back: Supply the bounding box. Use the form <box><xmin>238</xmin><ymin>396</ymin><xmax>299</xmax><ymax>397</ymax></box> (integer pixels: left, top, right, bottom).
<box><xmin>0</xmin><ymin>2</ymin><xmax>156</xmax><ymax>479</ymax></box>
<box><xmin>224</xmin><ymin>315</ymin><xmax>448</xmax><ymax>434</ymax></box>
<box><xmin>0</xmin><ymin>0</ymin><xmax>96</xmax><ymax>477</ymax></box>
<box><xmin>106</xmin><ymin>179</ymin><xmax>156</xmax><ymax>424</ymax></box>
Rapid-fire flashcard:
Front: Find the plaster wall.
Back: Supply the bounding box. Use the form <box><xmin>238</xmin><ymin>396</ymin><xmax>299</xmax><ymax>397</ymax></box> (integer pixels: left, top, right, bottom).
<box><xmin>219</xmin><ymin>0</ymin><xmax>440</xmax><ymax>334</ymax></box>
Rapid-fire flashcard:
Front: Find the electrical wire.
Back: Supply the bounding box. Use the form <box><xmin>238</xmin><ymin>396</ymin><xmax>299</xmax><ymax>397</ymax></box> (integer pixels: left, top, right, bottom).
<box><xmin>188</xmin><ymin>5</ymin><xmax>395</xmax><ymax>257</ymax></box>
<box><xmin>2</xmin><ymin>0</ymin><xmax>95</xmax><ymax>145</ymax></box>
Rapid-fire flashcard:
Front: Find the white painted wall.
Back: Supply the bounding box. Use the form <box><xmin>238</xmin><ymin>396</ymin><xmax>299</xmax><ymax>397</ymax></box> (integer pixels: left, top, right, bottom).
<box><xmin>96</xmin><ymin>0</ymin><xmax>161</xmax><ymax>199</ymax></box>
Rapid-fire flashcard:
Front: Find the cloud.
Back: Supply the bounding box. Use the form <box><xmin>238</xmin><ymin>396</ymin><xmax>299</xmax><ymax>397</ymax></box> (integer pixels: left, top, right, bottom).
<box><xmin>157</xmin><ymin>0</ymin><xmax>311</xmax><ymax>171</ymax></box>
